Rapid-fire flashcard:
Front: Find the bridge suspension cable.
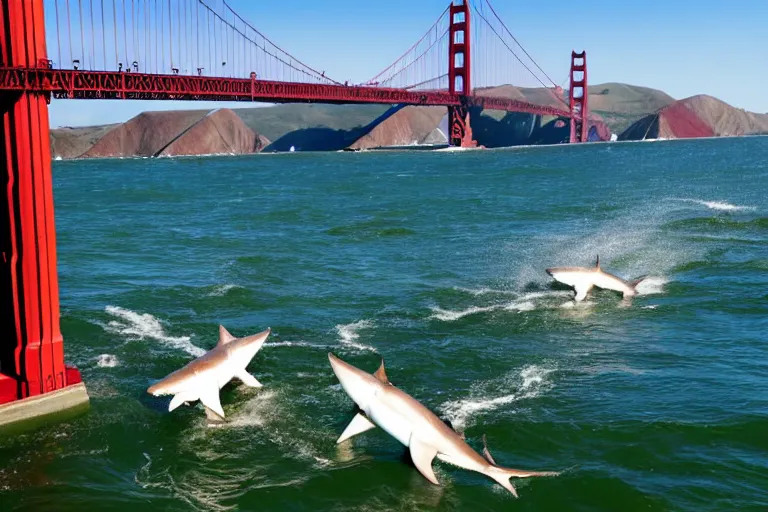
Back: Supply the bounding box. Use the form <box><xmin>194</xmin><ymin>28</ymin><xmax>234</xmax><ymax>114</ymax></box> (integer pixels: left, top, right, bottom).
<box><xmin>363</xmin><ymin>6</ymin><xmax>450</xmax><ymax>91</ymax></box>
<box><xmin>470</xmin><ymin>0</ymin><xmax>568</xmax><ymax>108</ymax></box>
<box><xmin>46</xmin><ymin>0</ymin><xmax>338</xmax><ymax>84</ymax></box>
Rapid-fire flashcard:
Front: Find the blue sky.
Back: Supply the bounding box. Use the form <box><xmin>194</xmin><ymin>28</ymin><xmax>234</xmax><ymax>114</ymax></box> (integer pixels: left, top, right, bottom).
<box><xmin>47</xmin><ymin>0</ymin><xmax>768</xmax><ymax>127</ymax></box>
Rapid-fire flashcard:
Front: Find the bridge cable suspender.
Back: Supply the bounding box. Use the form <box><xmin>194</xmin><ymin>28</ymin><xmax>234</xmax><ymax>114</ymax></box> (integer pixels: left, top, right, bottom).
<box><xmin>482</xmin><ymin>0</ymin><xmax>557</xmax><ymax>88</ymax></box>
<box><xmin>55</xmin><ymin>1</ymin><xmax>62</xmax><ymax>68</ymax></box>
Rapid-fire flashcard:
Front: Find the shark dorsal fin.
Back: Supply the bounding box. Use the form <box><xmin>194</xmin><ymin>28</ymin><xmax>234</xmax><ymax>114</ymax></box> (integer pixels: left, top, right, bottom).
<box><xmin>374</xmin><ymin>359</ymin><xmax>390</xmax><ymax>384</ymax></box>
<box><xmin>217</xmin><ymin>325</ymin><xmax>237</xmax><ymax>346</ymax></box>
<box><xmin>481</xmin><ymin>434</ymin><xmax>497</xmax><ymax>465</ymax></box>
<box><xmin>595</xmin><ymin>254</ymin><xmax>600</xmax><ymax>270</ymax></box>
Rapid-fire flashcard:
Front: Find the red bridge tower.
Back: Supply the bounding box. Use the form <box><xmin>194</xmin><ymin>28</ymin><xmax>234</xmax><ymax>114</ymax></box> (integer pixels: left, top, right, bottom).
<box><xmin>569</xmin><ymin>51</ymin><xmax>589</xmax><ymax>143</ymax></box>
<box><xmin>447</xmin><ymin>0</ymin><xmax>477</xmax><ymax>148</ymax></box>
<box><xmin>0</xmin><ymin>0</ymin><xmax>89</xmax><ymax>427</ymax></box>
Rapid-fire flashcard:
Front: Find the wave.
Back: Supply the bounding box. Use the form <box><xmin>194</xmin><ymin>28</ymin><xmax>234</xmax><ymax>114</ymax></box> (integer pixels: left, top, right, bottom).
<box><xmin>335</xmin><ymin>320</ymin><xmax>376</xmax><ymax>352</ymax></box>
<box><xmin>430</xmin><ymin>305</ymin><xmax>498</xmax><ymax>321</ymax></box>
<box><xmin>206</xmin><ymin>284</ymin><xmax>243</xmax><ymax>297</ymax></box>
<box><xmin>439</xmin><ymin>365</ymin><xmax>556</xmax><ymax>430</ymax></box>
<box><xmin>96</xmin><ymin>354</ymin><xmax>119</xmax><ymax>368</ymax></box>
<box><xmin>635</xmin><ymin>276</ymin><xmax>668</xmax><ymax>296</ymax></box>
<box><xmin>430</xmin><ymin>290</ymin><xmax>573</xmax><ymax>321</ymax></box>
<box><xmin>265</xmin><ymin>340</ymin><xmax>329</xmax><ymax>350</ymax></box>
<box><xmin>671</xmin><ymin>198</ymin><xmax>756</xmax><ymax>212</ymax></box>
<box><xmin>513</xmin><ymin>199</ymin><xmax>703</xmax><ymax>292</ymax></box>
<box><xmin>453</xmin><ymin>286</ymin><xmax>516</xmax><ymax>296</ymax></box>
<box><xmin>103</xmin><ymin>305</ymin><xmax>206</xmax><ymax>357</ymax></box>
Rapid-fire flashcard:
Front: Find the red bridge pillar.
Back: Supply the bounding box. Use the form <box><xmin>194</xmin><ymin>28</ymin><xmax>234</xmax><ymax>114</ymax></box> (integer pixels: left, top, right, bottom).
<box><xmin>569</xmin><ymin>51</ymin><xmax>588</xmax><ymax>143</ymax></box>
<box><xmin>0</xmin><ymin>0</ymin><xmax>88</xmax><ymax>424</ymax></box>
<box><xmin>447</xmin><ymin>0</ymin><xmax>476</xmax><ymax>148</ymax></box>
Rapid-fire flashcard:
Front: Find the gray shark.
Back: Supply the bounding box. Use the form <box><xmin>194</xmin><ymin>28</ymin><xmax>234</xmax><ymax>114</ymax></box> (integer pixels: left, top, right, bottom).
<box><xmin>546</xmin><ymin>255</ymin><xmax>647</xmax><ymax>301</ymax></box>
<box><xmin>328</xmin><ymin>353</ymin><xmax>559</xmax><ymax>497</ymax></box>
<box><xmin>147</xmin><ymin>325</ymin><xmax>270</xmax><ymax>420</ymax></box>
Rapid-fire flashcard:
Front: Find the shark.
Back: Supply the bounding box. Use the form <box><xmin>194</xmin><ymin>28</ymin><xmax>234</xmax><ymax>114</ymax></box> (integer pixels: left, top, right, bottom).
<box><xmin>546</xmin><ymin>255</ymin><xmax>647</xmax><ymax>301</ymax></box>
<box><xmin>147</xmin><ymin>325</ymin><xmax>270</xmax><ymax>420</ymax></box>
<box><xmin>328</xmin><ymin>353</ymin><xmax>559</xmax><ymax>497</ymax></box>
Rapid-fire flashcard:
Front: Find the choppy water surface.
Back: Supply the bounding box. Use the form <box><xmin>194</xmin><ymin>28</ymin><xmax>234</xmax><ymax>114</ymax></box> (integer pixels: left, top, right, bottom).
<box><xmin>2</xmin><ymin>138</ymin><xmax>767</xmax><ymax>511</ymax></box>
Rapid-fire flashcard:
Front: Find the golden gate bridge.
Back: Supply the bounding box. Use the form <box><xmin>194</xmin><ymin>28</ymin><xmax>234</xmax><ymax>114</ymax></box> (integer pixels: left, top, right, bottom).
<box><xmin>0</xmin><ymin>0</ymin><xmax>590</xmax><ymax>422</ymax></box>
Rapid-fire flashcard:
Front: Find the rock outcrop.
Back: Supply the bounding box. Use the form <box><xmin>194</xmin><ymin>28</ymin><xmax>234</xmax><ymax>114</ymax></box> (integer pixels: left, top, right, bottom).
<box><xmin>158</xmin><ymin>109</ymin><xmax>266</xmax><ymax>156</ymax></box>
<box><xmin>348</xmin><ymin>106</ymin><xmax>447</xmax><ymax>149</ymax></box>
<box><xmin>69</xmin><ymin>109</ymin><xmax>266</xmax><ymax>158</ymax></box>
<box><xmin>81</xmin><ymin>110</ymin><xmax>209</xmax><ymax>158</ymax></box>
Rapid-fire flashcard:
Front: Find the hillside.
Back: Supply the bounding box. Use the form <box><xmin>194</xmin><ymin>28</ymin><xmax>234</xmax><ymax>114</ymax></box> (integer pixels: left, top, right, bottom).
<box><xmin>587</xmin><ymin>83</ymin><xmax>675</xmax><ymax>134</ymax></box>
<box><xmin>349</xmin><ymin>106</ymin><xmax>448</xmax><ymax>149</ymax></box>
<box><xmin>158</xmin><ymin>109</ymin><xmax>267</xmax><ymax>156</ymax></box>
<box><xmin>48</xmin><ymin>83</ymin><xmax>763</xmax><ymax>158</ymax></box>
<box><xmin>51</xmin><ymin>123</ymin><xmax>120</xmax><ymax>159</ymax></box>
<box><xmin>620</xmin><ymin>95</ymin><xmax>768</xmax><ymax>140</ymax></box>
<box><xmin>234</xmin><ymin>104</ymin><xmax>390</xmax><ymax>151</ymax></box>
<box><xmin>81</xmin><ymin>110</ymin><xmax>210</xmax><ymax>158</ymax></box>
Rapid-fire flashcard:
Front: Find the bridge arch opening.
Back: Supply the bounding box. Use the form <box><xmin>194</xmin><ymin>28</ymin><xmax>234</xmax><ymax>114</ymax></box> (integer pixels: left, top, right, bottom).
<box><xmin>454</xmin><ymin>76</ymin><xmax>465</xmax><ymax>93</ymax></box>
<box><xmin>454</xmin><ymin>52</ymin><xmax>465</xmax><ymax>69</ymax></box>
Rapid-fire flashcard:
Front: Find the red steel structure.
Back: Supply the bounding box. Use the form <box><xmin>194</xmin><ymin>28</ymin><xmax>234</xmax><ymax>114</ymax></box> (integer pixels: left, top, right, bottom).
<box><xmin>0</xmin><ymin>0</ymin><xmax>83</xmax><ymax>406</ymax></box>
<box><xmin>569</xmin><ymin>51</ymin><xmax>589</xmax><ymax>143</ymax></box>
<box><xmin>0</xmin><ymin>0</ymin><xmax>591</xmax><ymax>415</ymax></box>
<box><xmin>447</xmin><ymin>1</ymin><xmax>476</xmax><ymax>147</ymax></box>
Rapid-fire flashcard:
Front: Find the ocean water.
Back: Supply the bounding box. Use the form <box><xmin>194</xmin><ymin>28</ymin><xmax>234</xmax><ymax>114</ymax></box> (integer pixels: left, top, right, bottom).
<box><xmin>1</xmin><ymin>137</ymin><xmax>767</xmax><ymax>511</ymax></box>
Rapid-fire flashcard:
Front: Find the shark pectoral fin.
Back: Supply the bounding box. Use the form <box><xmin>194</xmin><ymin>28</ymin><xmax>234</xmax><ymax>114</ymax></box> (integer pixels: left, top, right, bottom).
<box><xmin>199</xmin><ymin>386</ymin><xmax>225</xmax><ymax>419</ymax></box>
<box><xmin>574</xmin><ymin>283</ymin><xmax>592</xmax><ymax>301</ymax></box>
<box><xmin>337</xmin><ymin>413</ymin><xmax>376</xmax><ymax>444</ymax></box>
<box><xmin>204</xmin><ymin>406</ymin><xmax>226</xmax><ymax>423</ymax></box>
<box><xmin>234</xmin><ymin>369</ymin><xmax>263</xmax><ymax>388</ymax></box>
<box><xmin>409</xmin><ymin>436</ymin><xmax>439</xmax><ymax>485</ymax></box>
<box><xmin>168</xmin><ymin>392</ymin><xmax>196</xmax><ymax>412</ymax></box>
<box><xmin>481</xmin><ymin>434</ymin><xmax>497</xmax><ymax>465</ymax></box>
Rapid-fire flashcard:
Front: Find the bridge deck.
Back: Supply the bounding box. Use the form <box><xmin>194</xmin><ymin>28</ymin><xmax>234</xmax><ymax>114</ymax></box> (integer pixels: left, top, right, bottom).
<box><xmin>0</xmin><ymin>68</ymin><xmax>572</xmax><ymax>118</ymax></box>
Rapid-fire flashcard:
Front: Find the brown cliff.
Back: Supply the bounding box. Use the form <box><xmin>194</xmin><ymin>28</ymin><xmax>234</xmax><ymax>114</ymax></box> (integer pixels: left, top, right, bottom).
<box><xmin>158</xmin><ymin>108</ymin><xmax>266</xmax><ymax>156</ymax></box>
<box><xmin>349</xmin><ymin>106</ymin><xmax>447</xmax><ymax>149</ymax></box>
<box><xmin>81</xmin><ymin>110</ymin><xmax>209</xmax><ymax>158</ymax></box>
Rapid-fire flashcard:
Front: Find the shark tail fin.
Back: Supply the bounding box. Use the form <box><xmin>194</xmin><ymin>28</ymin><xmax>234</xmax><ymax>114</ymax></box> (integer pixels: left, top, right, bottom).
<box><xmin>482</xmin><ymin>435</ymin><xmax>560</xmax><ymax>497</ymax></box>
<box><xmin>624</xmin><ymin>275</ymin><xmax>649</xmax><ymax>297</ymax></box>
<box><xmin>628</xmin><ymin>275</ymin><xmax>648</xmax><ymax>289</ymax></box>
<box><xmin>595</xmin><ymin>254</ymin><xmax>600</xmax><ymax>269</ymax></box>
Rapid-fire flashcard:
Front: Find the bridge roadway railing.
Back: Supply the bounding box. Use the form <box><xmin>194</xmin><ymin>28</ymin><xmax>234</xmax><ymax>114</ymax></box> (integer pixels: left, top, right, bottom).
<box><xmin>0</xmin><ymin>67</ymin><xmax>572</xmax><ymax>118</ymax></box>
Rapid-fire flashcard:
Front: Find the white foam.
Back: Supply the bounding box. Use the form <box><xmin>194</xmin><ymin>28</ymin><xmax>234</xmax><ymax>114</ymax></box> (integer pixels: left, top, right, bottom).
<box><xmin>519</xmin><ymin>290</ymin><xmax>572</xmax><ymax>300</ymax></box>
<box><xmin>504</xmin><ymin>301</ymin><xmax>535</xmax><ymax>312</ymax></box>
<box><xmin>430</xmin><ymin>305</ymin><xmax>499</xmax><ymax>321</ymax></box>
<box><xmin>96</xmin><ymin>354</ymin><xmax>119</xmax><ymax>368</ymax></box>
<box><xmin>225</xmin><ymin>390</ymin><xmax>278</xmax><ymax>429</ymax></box>
<box><xmin>440</xmin><ymin>365</ymin><xmax>555</xmax><ymax>430</ymax></box>
<box><xmin>454</xmin><ymin>286</ymin><xmax>515</xmax><ymax>296</ymax></box>
<box><xmin>635</xmin><ymin>276</ymin><xmax>668</xmax><ymax>296</ymax></box>
<box><xmin>335</xmin><ymin>320</ymin><xmax>376</xmax><ymax>352</ymax></box>
<box><xmin>515</xmin><ymin>198</ymin><xmax>706</xmax><ymax>293</ymax></box>
<box><xmin>104</xmin><ymin>306</ymin><xmax>205</xmax><ymax>357</ymax></box>
<box><xmin>207</xmin><ymin>284</ymin><xmax>242</xmax><ymax>297</ymax></box>
<box><xmin>672</xmin><ymin>198</ymin><xmax>755</xmax><ymax>212</ymax></box>
<box><xmin>265</xmin><ymin>340</ymin><xmax>328</xmax><ymax>350</ymax></box>
<box><xmin>431</xmin><ymin>290</ymin><xmax>571</xmax><ymax>321</ymax></box>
